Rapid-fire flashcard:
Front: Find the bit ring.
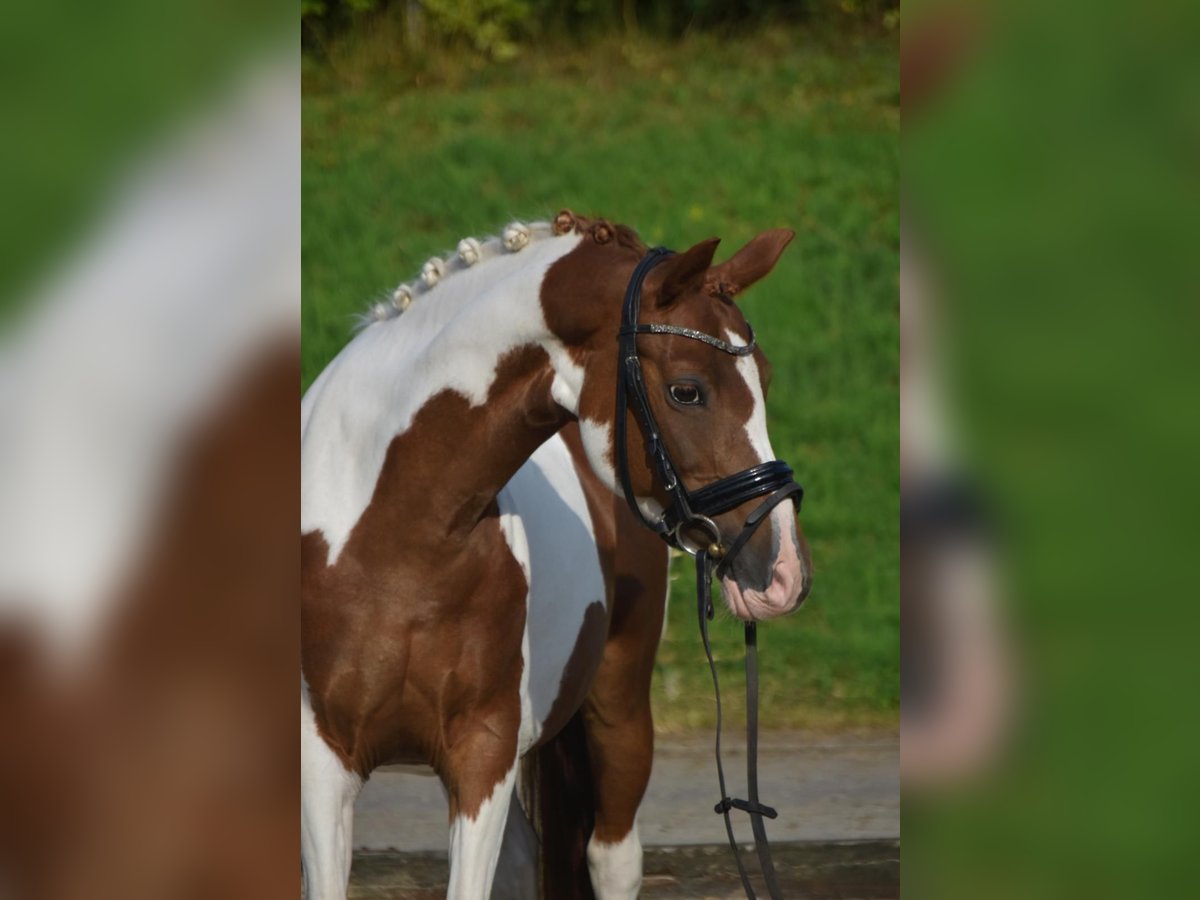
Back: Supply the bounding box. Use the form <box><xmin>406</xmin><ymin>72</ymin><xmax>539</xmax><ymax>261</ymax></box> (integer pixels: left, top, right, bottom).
<box><xmin>675</xmin><ymin>515</ymin><xmax>722</xmax><ymax>557</ymax></box>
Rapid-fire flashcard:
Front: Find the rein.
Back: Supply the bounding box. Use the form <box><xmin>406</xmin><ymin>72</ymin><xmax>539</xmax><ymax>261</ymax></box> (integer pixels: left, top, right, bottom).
<box><xmin>614</xmin><ymin>247</ymin><xmax>805</xmax><ymax>899</ymax></box>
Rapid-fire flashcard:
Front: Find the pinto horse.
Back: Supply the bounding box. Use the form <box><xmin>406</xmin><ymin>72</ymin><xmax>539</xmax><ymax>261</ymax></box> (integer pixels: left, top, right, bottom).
<box><xmin>301</xmin><ymin>212</ymin><xmax>811</xmax><ymax>899</ymax></box>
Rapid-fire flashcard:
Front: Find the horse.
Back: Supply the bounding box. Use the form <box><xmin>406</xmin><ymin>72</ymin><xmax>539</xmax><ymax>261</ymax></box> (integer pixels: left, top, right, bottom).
<box><xmin>300</xmin><ymin>211</ymin><xmax>812</xmax><ymax>899</ymax></box>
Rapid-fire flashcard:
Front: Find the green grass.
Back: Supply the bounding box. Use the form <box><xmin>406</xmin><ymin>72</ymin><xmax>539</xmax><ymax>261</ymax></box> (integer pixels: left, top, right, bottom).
<box><xmin>303</xmin><ymin>23</ymin><xmax>898</xmax><ymax>731</ymax></box>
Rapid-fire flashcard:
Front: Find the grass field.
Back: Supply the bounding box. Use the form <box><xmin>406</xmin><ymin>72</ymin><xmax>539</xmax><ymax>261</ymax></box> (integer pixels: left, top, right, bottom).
<box><xmin>302</xmin><ymin>23</ymin><xmax>898</xmax><ymax>730</ymax></box>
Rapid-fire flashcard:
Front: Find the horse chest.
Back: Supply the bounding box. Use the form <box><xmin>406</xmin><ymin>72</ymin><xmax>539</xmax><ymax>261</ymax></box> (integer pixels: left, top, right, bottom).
<box><xmin>302</xmin><ymin>433</ymin><xmax>609</xmax><ymax>771</ymax></box>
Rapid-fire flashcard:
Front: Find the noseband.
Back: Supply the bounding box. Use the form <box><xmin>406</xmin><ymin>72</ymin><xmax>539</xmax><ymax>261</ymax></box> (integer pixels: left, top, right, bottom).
<box><xmin>614</xmin><ymin>247</ymin><xmax>805</xmax><ymax>900</ymax></box>
<box><xmin>614</xmin><ymin>247</ymin><xmax>804</xmax><ymax>573</ymax></box>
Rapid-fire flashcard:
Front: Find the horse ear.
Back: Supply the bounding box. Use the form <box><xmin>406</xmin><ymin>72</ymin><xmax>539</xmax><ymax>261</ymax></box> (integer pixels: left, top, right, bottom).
<box><xmin>707</xmin><ymin>229</ymin><xmax>794</xmax><ymax>297</ymax></box>
<box><xmin>647</xmin><ymin>238</ymin><xmax>721</xmax><ymax>308</ymax></box>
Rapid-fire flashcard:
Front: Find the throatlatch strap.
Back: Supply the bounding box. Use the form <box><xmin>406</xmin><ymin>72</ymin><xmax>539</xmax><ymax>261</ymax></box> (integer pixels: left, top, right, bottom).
<box><xmin>697</xmin><ymin>552</ymin><xmax>784</xmax><ymax>900</ymax></box>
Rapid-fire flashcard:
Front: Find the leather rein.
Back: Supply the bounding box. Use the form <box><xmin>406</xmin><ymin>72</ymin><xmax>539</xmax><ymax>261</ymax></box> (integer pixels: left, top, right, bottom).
<box><xmin>614</xmin><ymin>247</ymin><xmax>804</xmax><ymax>899</ymax></box>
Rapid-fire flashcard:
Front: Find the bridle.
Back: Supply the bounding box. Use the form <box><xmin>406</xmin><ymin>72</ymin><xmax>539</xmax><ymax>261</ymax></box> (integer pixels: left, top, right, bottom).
<box><xmin>614</xmin><ymin>246</ymin><xmax>805</xmax><ymax>900</ymax></box>
<box><xmin>615</xmin><ymin>247</ymin><xmax>803</xmax><ymax>569</ymax></box>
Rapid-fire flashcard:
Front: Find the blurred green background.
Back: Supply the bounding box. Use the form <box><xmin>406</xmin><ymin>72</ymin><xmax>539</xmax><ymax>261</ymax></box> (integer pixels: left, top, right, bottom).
<box><xmin>302</xmin><ymin>2</ymin><xmax>899</xmax><ymax>731</ymax></box>
<box><xmin>905</xmin><ymin>0</ymin><xmax>1200</xmax><ymax>897</ymax></box>
<box><xmin>0</xmin><ymin>1</ymin><xmax>287</xmax><ymax>319</ymax></box>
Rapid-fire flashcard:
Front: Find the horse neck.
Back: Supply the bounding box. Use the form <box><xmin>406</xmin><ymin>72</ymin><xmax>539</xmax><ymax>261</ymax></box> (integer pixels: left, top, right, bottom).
<box><xmin>301</xmin><ymin>234</ymin><xmax>588</xmax><ymax>565</ymax></box>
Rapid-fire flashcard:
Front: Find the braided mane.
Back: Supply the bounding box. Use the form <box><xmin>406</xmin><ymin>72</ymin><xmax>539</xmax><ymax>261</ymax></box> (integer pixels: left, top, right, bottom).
<box><xmin>358</xmin><ymin>210</ymin><xmax>646</xmax><ymax>328</ymax></box>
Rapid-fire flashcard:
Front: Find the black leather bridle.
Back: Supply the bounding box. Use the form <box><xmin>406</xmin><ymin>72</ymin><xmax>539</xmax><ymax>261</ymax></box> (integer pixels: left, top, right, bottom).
<box><xmin>614</xmin><ymin>246</ymin><xmax>805</xmax><ymax>899</ymax></box>
<box><xmin>615</xmin><ymin>248</ymin><xmax>804</xmax><ymax>567</ymax></box>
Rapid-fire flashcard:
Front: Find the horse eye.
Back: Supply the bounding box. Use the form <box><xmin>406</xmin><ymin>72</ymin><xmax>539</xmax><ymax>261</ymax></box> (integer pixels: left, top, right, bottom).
<box><xmin>669</xmin><ymin>383</ymin><xmax>703</xmax><ymax>406</ymax></box>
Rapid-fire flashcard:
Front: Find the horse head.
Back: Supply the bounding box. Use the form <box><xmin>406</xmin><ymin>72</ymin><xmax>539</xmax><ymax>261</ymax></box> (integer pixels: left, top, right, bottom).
<box><xmin>547</xmin><ymin>219</ymin><xmax>812</xmax><ymax>621</ymax></box>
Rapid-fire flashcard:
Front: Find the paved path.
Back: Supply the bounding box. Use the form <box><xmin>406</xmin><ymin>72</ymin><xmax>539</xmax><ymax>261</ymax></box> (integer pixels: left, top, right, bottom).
<box><xmin>349</xmin><ymin>841</ymin><xmax>900</xmax><ymax>899</ymax></box>
<box><xmin>353</xmin><ymin>732</ymin><xmax>897</xmax><ymax>851</ymax></box>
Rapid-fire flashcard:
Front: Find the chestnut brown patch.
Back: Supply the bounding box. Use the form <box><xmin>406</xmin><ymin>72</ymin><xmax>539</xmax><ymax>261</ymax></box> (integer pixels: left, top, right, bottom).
<box><xmin>302</xmin><ymin>346</ymin><xmax>566</xmax><ymax>816</ymax></box>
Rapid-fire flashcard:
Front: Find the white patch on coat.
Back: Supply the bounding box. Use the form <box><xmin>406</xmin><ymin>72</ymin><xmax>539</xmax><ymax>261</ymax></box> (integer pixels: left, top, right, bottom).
<box><xmin>301</xmin><ymin>233</ymin><xmax>583</xmax><ymax>565</ymax></box>
<box><xmin>731</xmin><ymin>332</ymin><xmax>802</xmax><ymax>560</ymax></box>
<box><xmin>587</xmin><ymin>823</ymin><xmax>643</xmax><ymax>899</ymax></box>
<box><xmin>722</xmin><ymin>329</ymin><xmax>807</xmax><ymax>614</ymax></box>
<box><xmin>578</xmin><ymin>418</ymin><xmax>617</xmax><ymax>489</ymax></box>
<box><xmin>548</xmin><ymin>348</ymin><xmax>585</xmax><ymax>414</ymax></box>
<box><xmin>545</xmin><ymin>335</ymin><xmax>586</xmax><ymax>416</ymax></box>
<box><xmin>728</xmin><ymin>329</ymin><xmax>773</xmax><ymax>464</ymax></box>
<box><xmin>578</xmin><ymin>417</ymin><xmax>665</xmax><ymax>523</ymax></box>
<box><xmin>496</xmin><ymin>479</ymin><xmax>536</xmax><ymax>753</ymax></box>
<box><xmin>301</xmin><ymin>678</ymin><xmax>364</xmax><ymax>900</ymax></box>
<box><xmin>447</xmin><ymin>762</ymin><xmax>518</xmax><ymax>900</ymax></box>
<box><xmin>498</xmin><ymin>433</ymin><xmax>606</xmax><ymax>750</ymax></box>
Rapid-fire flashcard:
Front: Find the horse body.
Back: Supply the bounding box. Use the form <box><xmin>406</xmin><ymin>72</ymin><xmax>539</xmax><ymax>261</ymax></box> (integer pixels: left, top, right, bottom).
<box><xmin>302</xmin><ymin>213</ymin><xmax>808</xmax><ymax>899</ymax></box>
<box><xmin>301</xmin><ymin>225</ymin><xmax>666</xmax><ymax>899</ymax></box>
<box><xmin>301</xmin><ymin>423</ymin><xmax>663</xmax><ymax>898</ymax></box>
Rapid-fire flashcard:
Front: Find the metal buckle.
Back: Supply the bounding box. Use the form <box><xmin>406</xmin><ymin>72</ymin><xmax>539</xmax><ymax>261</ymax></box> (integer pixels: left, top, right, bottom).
<box><xmin>674</xmin><ymin>515</ymin><xmax>724</xmax><ymax>558</ymax></box>
<box><xmin>649</xmin><ymin>440</ymin><xmax>677</xmax><ymax>492</ymax></box>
